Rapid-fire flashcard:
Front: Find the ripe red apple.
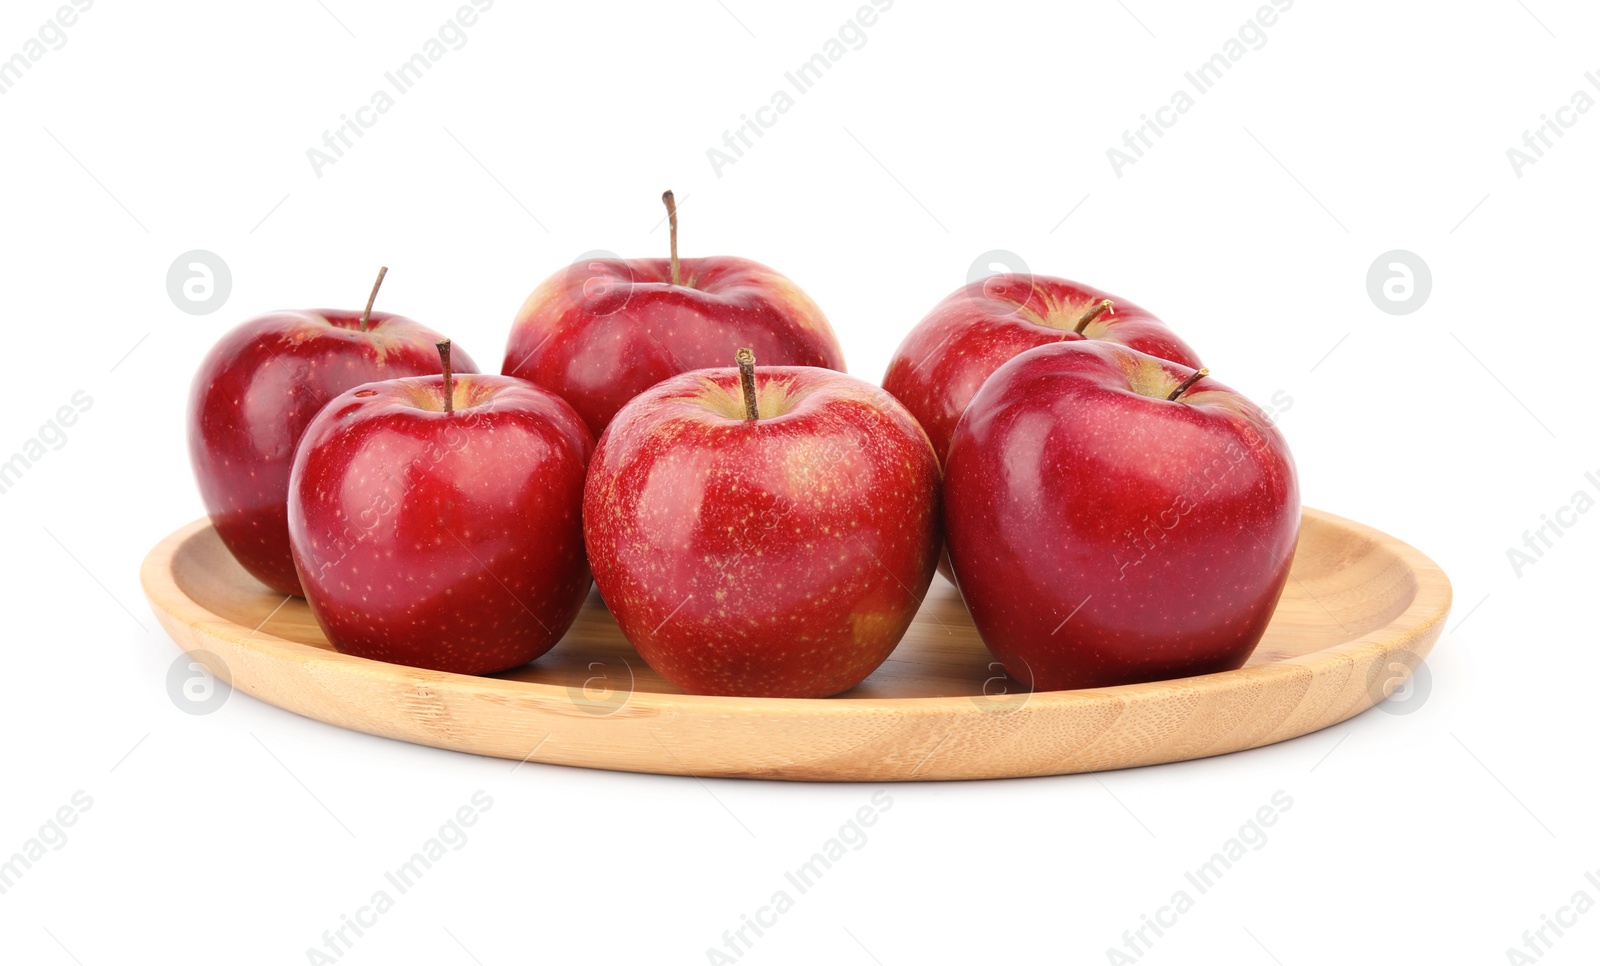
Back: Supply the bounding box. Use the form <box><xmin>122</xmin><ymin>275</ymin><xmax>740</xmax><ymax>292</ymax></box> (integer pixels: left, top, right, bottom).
<box><xmin>287</xmin><ymin>342</ymin><xmax>592</xmax><ymax>675</ymax></box>
<box><xmin>882</xmin><ymin>274</ymin><xmax>1203</xmax><ymax>464</ymax></box>
<box><xmin>188</xmin><ymin>269</ymin><xmax>477</xmax><ymax>596</ymax></box>
<box><xmin>583</xmin><ymin>350</ymin><xmax>940</xmax><ymax>697</ymax></box>
<box><xmin>943</xmin><ymin>340</ymin><xmax>1298</xmax><ymax>691</ymax></box>
<box><xmin>502</xmin><ymin>191</ymin><xmax>846</xmax><ymax>438</ymax></box>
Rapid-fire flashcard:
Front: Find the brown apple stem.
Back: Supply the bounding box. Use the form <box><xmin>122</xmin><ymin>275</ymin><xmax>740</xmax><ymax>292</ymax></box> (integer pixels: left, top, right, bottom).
<box><xmin>1073</xmin><ymin>298</ymin><xmax>1114</xmax><ymax>334</ymax></box>
<box><xmin>437</xmin><ymin>339</ymin><xmax>455</xmax><ymax>414</ymax></box>
<box><xmin>1167</xmin><ymin>367</ymin><xmax>1210</xmax><ymax>401</ymax></box>
<box><xmin>736</xmin><ymin>347</ymin><xmax>759</xmax><ymax>420</ymax></box>
<box><xmin>360</xmin><ymin>266</ymin><xmax>389</xmax><ymax>332</ymax></box>
<box><xmin>662</xmin><ymin>190</ymin><xmax>681</xmax><ymax>286</ymax></box>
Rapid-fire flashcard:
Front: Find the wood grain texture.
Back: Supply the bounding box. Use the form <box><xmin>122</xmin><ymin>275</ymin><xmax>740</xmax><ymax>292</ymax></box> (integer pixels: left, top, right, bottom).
<box><xmin>139</xmin><ymin>508</ymin><xmax>1450</xmax><ymax>781</ymax></box>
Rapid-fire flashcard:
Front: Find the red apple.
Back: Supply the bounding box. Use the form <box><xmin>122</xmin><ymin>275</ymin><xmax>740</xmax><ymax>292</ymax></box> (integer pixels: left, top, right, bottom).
<box><xmin>882</xmin><ymin>273</ymin><xmax>1203</xmax><ymax>464</ymax></box>
<box><xmin>286</xmin><ymin>342</ymin><xmax>592</xmax><ymax>675</ymax></box>
<box><xmin>583</xmin><ymin>350</ymin><xmax>939</xmax><ymax>697</ymax></box>
<box><xmin>502</xmin><ymin>191</ymin><xmax>846</xmax><ymax>438</ymax></box>
<box><xmin>943</xmin><ymin>340</ymin><xmax>1298</xmax><ymax>691</ymax></box>
<box><xmin>188</xmin><ymin>269</ymin><xmax>477</xmax><ymax>596</ymax></box>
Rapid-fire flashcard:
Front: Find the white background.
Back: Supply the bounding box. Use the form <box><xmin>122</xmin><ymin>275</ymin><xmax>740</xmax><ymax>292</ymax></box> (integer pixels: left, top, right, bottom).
<box><xmin>2</xmin><ymin>1</ymin><xmax>1596</xmax><ymax>963</ymax></box>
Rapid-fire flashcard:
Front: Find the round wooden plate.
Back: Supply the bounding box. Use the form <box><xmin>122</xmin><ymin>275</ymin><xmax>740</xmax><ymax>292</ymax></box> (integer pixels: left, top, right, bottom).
<box><xmin>140</xmin><ymin>508</ymin><xmax>1449</xmax><ymax>781</ymax></box>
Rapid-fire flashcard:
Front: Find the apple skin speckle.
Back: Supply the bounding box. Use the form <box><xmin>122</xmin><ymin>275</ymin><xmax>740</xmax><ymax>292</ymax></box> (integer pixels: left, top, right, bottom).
<box><xmin>502</xmin><ymin>255</ymin><xmax>845</xmax><ymax>438</ymax></box>
<box><xmin>287</xmin><ymin>373</ymin><xmax>592</xmax><ymax>675</ymax></box>
<box><xmin>943</xmin><ymin>340</ymin><xmax>1299</xmax><ymax>692</ymax></box>
<box><xmin>882</xmin><ymin>274</ymin><xmax>1202</xmax><ymax>465</ymax></box>
<box><xmin>881</xmin><ymin>275</ymin><xmax>1202</xmax><ymax>583</ymax></box>
<box><xmin>584</xmin><ymin>365</ymin><xmax>940</xmax><ymax>698</ymax></box>
<box><xmin>188</xmin><ymin>309</ymin><xmax>478</xmax><ymax>596</ymax></box>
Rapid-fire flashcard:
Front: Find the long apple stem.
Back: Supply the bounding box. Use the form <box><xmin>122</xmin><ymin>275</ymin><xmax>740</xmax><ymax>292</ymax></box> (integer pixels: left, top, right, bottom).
<box><xmin>662</xmin><ymin>190</ymin><xmax>681</xmax><ymax>286</ymax></box>
<box><xmin>1167</xmin><ymin>367</ymin><xmax>1210</xmax><ymax>401</ymax></box>
<box><xmin>736</xmin><ymin>347</ymin><xmax>759</xmax><ymax>420</ymax></box>
<box><xmin>437</xmin><ymin>339</ymin><xmax>455</xmax><ymax>414</ymax></box>
<box><xmin>360</xmin><ymin>266</ymin><xmax>388</xmax><ymax>332</ymax></box>
<box><xmin>1073</xmin><ymin>299</ymin><xmax>1114</xmax><ymax>334</ymax></box>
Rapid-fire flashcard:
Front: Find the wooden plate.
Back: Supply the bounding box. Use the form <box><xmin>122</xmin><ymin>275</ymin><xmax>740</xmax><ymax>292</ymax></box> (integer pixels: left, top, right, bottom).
<box><xmin>140</xmin><ymin>509</ymin><xmax>1449</xmax><ymax>781</ymax></box>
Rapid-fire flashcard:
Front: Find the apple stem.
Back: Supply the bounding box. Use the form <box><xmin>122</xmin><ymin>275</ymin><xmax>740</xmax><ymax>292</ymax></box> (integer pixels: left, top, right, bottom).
<box><xmin>1073</xmin><ymin>299</ymin><xmax>1114</xmax><ymax>334</ymax></box>
<box><xmin>662</xmin><ymin>190</ymin><xmax>681</xmax><ymax>286</ymax></box>
<box><xmin>1167</xmin><ymin>368</ymin><xmax>1210</xmax><ymax>401</ymax></box>
<box><xmin>360</xmin><ymin>266</ymin><xmax>388</xmax><ymax>333</ymax></box>
<box><xmin>437</xmin><ymin>339</ymin><xmax>455</xmax><ymax>414</ymax></box>
<box><xmin>736</xmin><ymin>347</ymin><xmax>759</xmax><ymax>421</ymax></box>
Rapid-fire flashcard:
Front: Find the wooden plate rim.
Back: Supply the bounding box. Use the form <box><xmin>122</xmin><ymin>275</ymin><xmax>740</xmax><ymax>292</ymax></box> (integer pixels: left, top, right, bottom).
<box><xmin>139</xmin><ymin>508</ymin><xmax>1451</xmax><ymax>724</ymax></box>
